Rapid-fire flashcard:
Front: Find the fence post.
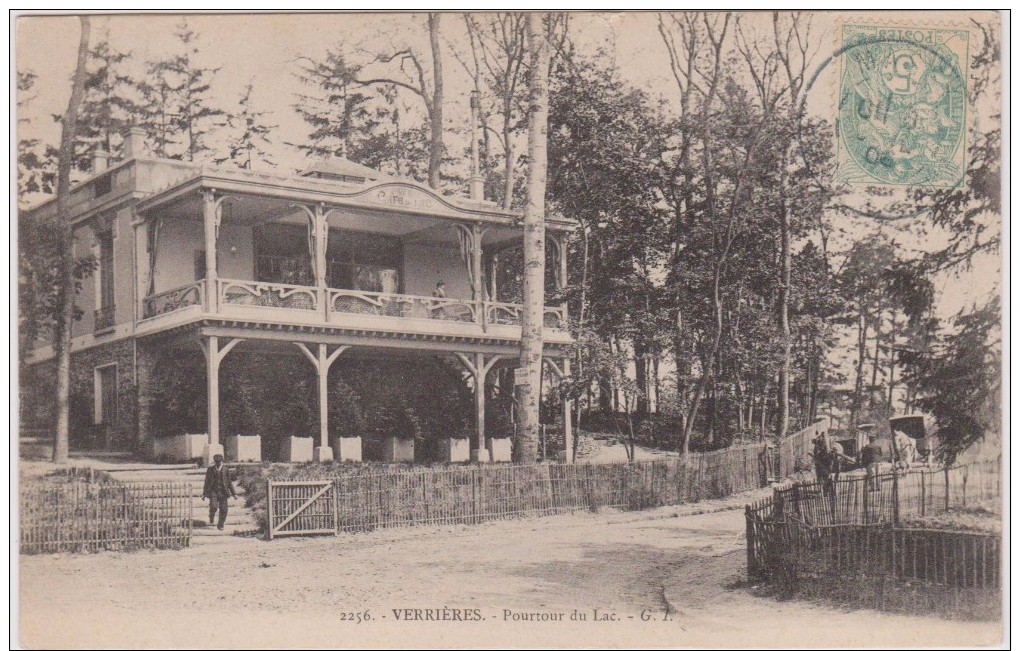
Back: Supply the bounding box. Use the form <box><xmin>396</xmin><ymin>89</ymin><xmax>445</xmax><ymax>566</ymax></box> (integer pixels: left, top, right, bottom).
<box><xmin>745</xmin><ymin>505</ymin><xmax>757</xmax><ymax>579</ymax></box>
<box><xmin>920</xmin><ymin>470</ymin><xmax>926</xmax><ymax>517</ymax></box>
<box><xmin>332</xmin><ymin>480</ymin><xmax>339</xmax><ymax>535</ymax></box>
<box><xmin>267</xmin><ymin>480</ymin><xmax>275</xmax><ymax>540</ymax></box>
<box><xmin>944</xmin><ymin>466</ymin><xmax>950</xmax><ymax>512</ymax></box>
<box><xmin>891</xmin><ymin>467</ymin><xmax>899</xmax><ymax>525</ymax></box>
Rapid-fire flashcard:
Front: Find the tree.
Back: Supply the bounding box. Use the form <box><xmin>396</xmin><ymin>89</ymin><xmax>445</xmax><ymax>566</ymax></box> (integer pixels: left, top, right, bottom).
<box><xmin>356</xmin><ymin>13</ymin><xmax>446</xmax><ymax>189</ymax></box>
<box><xmin>217</xmin><ymin>82</ymin><xmax>277</xmax><ymax>170</ymax></box>
<box><xmin>72</xmin><ymin>36</ymin><xmax>144</xmax><ymax>169</ymax></box>
<box><xmin>513</xmin><ymin>12</ymin><xmax>552</xmax><ymax>463</ymax></box>
<box><xmin>17</xmin><ymin>71</ymin><xmax>56</xmax><ymax>199</ymax></box>
<box><xmin>53</xmin><ymin>16</ymin><xmax>92</xmax><ymax>463</ymax></box>
<box><xmin>138</xmin><ymin>20</ymin><xmax>225</xmax><ymax>161</ymax></box>
<box><xmin>905</xmin><ymin>298</ymin><xmax>1000</xmax><ymax>465</ymax></box>
<box><xmin>292</xmin><ymin>47</ymin><xmax>378</xmax><ymax>160</ymax></box>
<box><xmin>459</xmin><ymin>13</ymin><xmax>529</xmax><ymax>208</ymax></box>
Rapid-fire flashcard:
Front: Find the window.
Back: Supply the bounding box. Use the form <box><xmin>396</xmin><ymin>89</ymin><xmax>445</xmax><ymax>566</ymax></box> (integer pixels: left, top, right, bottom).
<box><xmin>94</xmin><ymin>365</ymin><xmax>118</xmax><ymax>426</ymax></box>
<box><xmin>95</xmin><ymin>231</ymin><xmax>115</xmax><ymax>330</ymax></box>
<box><xmin>327</xmin><ymin>231</ymin><xmax>402</xmax><ymax>293</ymax></box>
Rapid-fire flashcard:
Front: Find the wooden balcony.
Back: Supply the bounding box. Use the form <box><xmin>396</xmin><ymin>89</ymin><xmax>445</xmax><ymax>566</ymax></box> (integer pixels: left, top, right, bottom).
<box><xmin>137</xmin><ymin>278</ymin><xmax>570</xmax><ymax>342</ymax></box>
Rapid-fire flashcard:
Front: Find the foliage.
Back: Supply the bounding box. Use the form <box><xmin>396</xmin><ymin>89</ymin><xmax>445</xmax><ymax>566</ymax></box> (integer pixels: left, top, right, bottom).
<box><xmin>71</xmin><ymin>37</ymin><xmax>145</xmax><ymax>169</ymax></box>
<box><xmin>904</xmin><ymin>298</ymin><xmax>1001</xmax><ymax>465</ymax></box>
<box><xmin>215</xmin><ymin>82</ymin><xmax>277</xmax><ymax>170</ymax></box>
<box><xmin>138</xmin><ymin>20</ymin><xmax>226</xmax><ymax>161</ymax></box>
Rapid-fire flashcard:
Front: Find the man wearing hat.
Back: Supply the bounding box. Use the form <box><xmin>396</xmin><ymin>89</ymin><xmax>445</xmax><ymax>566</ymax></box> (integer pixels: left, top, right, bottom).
<box><xmin>202</xmin><ymin>454</ymin><xmax>237</xmax><ymax>530</ymax></box>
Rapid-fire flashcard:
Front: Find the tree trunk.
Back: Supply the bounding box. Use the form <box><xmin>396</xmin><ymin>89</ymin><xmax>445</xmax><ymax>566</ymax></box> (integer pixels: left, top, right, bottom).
<box><xmin>776</xmin><ymin>172</ymin><xmax>791</xmax><ymax>439</ymax></box>
<box><xmin>850</xmin><ymin>311</ymin><xmax>869</xmax><ymax>430</ymax></box>
<box><xmin>53</xmin><ymin>17</ymin><xmax>92</xmax><ymax>463</ymax></box>
<box><xmin>513</xmin><ymin>12</ymin><xmax>550</xmax><ymax>463</ymax></box>
<box><xmin>427</xmin><ymin>14</ymin><xmax>444</xmax><ymax>190</ymax></box>
<box><xmin>634</xmin><ymin>340</ymin><xmax>648</xmax><ymax>414</ymax></box>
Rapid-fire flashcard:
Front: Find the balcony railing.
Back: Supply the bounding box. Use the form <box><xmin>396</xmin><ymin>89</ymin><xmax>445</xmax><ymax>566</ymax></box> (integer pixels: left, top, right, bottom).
<box><xmin>139</xmin><ymin>278</ymin><xmax>568</xmax><ymax>332</ymax></box>
<box><xmin>143</xmin><ymin>281</ymin><xmax>205</xmax><ymax>319</ymax></box>
<box><xmin>329</xmin><ymin>288</ymin><xmax>477</xmax><ymax>323</ymax></box>
<box><xmin>94</xmin><ymin>304</ymin><xmax>115</xmax><ymax>331</ymax></box>
<box><xmin>219</xmin><ymin>279</ymin><xmax>319</xmax><ymax>310</ymax></box>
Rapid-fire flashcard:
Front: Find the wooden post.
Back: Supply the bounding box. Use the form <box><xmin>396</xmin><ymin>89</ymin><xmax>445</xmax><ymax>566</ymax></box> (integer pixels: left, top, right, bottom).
<box><xmin>267</xmin><ymin>480</ymin><xmax>274</xmax><ymax>540</ymax></box>
<box><xmin>474</xmin><ymin>352</ymin><xmax>487</xmax><ymax>462</ymax></box>
<box><xmin>206</xmin><ymin>335</ymin><xmax>221</xmax><ymax>450</ymax></box>
<box><xmin>202</xmin><ymin>190</ymin><xmax>220</xmax><ymax>312</ymax></box>
<box><xmin>471</xmin><ymin>224</ymin><xmax>484</xmax><ymax>302</ymax></box>
<box><xmin>562</xmin><ymin>358</ymin><xmax>574</xmax><ymax>464</ymax></box>
<box><xmin>317</xmin><ymin>344</ymin><xmax>329</xmax><ymax>450</ymax></box>
<box><xmin>295</xmin><ymin>343</ymin><xmax>348</xmax><ymax>462</ymax></box>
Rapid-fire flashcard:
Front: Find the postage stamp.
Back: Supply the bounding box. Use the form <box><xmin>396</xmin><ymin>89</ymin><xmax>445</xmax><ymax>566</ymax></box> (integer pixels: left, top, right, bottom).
<box><xmin>835</xmin><ymin>24</ymin><xmax>970</xmax><ymax>188</ymax></box>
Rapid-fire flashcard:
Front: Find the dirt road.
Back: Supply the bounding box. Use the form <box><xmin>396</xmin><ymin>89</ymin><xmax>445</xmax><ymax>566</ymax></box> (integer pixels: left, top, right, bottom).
<box><xmin>19</xmin><ymin>496</ymin><xmax>1001</xmax><ymax>649</ymax></box>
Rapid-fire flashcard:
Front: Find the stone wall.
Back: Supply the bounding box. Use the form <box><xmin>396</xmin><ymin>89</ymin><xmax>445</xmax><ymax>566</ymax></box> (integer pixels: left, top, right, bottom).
<box><xmin>21</xmin><ymin>339</ymin><xmax>142</xmax><ymax>451</ymax></box>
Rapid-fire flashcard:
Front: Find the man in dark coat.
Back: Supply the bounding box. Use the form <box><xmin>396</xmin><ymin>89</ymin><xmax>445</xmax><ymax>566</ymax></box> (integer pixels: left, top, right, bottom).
<box><xmin>202</xmin><ymin>454</ymin><xmax>236</xmax><ymax>530</ymax></box>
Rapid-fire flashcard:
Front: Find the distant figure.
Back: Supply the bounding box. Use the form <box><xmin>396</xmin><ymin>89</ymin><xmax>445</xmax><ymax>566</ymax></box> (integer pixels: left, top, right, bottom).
<box><xmin>861</xmin><ymin>433</ymin><xmax>887</xmax><ymax>491</ymax></box>
<box><xmin>202</xmin><ymin>454</ymin><xmax>237</xmax><ymax>530</ymax></box>
<box><xmin>431</xmin><ymin>281</ymin><xmax>447</xmax><ymax>319</ymax></box>
<box><xmin>893</xmin><ymin>429</ymin><xmax>917</xmax><ymax>470</ymax></box>
<box><xmin>811</xmin><ymin>432</ymin><xmax>830</xmax><ymax>484</ymax></box>
<box><xmin>827</xmin><ymin>439</ymin><xmax>855</xmax><ymax>482</ymax></box>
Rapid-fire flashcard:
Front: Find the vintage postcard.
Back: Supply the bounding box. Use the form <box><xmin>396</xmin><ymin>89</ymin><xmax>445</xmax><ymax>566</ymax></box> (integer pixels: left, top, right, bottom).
<box><xmin>14</xmin><ymin>10</ymin><xmax>1004</xmax><ymax>649</ymax></box>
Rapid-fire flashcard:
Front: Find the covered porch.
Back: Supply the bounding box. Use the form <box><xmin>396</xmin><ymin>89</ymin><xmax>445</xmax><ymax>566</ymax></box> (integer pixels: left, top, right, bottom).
<box><xmin>138</xmin><ymin>322</ymin><xmax>574</xmax><ymax>465</ymax></box>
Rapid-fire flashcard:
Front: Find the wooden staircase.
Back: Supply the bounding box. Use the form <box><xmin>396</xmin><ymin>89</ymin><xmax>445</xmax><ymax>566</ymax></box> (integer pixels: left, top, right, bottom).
<box><xmin>104</xmin><ymin>465</ymin><xmax>259</xmax><ymax>546</ymax></box>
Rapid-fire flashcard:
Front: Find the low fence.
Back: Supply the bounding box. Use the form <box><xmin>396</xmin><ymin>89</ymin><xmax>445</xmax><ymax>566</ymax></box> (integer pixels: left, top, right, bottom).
<box><xmin>267</xmin><ymin>444</ymin><xmax>767</xmax><ymax>536</ymax></box>
<box><xmin>745</xmin><ymin>460</ymin><xmax>1001</xmax><ymax>618</ymax></box>
<box><xmin>20</xmin><ymin>480</ymin><xmax>193</xmax><ymax>554</ymax></box>
<box><xmin>770</xmin><ymin>460</ymin><xmax>1000</xmax><ymax>527</ymax></box>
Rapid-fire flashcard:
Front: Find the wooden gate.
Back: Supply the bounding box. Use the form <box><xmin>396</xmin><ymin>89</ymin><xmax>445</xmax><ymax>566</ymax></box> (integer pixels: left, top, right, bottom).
<box><xmin>267</xmin><ymin>480</ymin><xmax>337</xmax><ymax>539</ymax></box>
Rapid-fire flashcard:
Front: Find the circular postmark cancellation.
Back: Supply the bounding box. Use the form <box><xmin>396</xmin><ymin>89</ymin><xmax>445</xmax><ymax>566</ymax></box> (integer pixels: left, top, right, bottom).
<box><xmin>836</xmin><ymin>24</ymin><xmax>970</xmax><ymax>188</ymax></box>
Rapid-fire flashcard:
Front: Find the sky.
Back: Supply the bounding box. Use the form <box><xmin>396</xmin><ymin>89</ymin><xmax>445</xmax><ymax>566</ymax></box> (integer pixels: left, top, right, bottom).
<box><xmin>14</xmin><ymin>11</ymin><xmax>1003</xmax><ymax>324</ymax></box>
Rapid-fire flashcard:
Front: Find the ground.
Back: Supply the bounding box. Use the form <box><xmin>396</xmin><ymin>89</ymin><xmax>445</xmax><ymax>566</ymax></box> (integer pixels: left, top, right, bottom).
<box><xmin>18</xmin><ymin>491</ymin><xmax>1002</xmax><ymax>649</ymax></box>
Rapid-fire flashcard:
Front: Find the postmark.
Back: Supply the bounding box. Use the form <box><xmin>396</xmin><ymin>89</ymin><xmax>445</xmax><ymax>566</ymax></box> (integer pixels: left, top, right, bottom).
<box><xmin>835</xmin><ymin>24</ymin><xmax>970</xmax><ymax>188</ymax></box>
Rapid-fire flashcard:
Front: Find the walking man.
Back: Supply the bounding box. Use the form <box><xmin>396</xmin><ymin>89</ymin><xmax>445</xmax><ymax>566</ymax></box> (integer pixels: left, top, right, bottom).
<box><xmin>202</xmin><ymin>454</ymin><xmax>236</xmax><ymax>530</ymax></box>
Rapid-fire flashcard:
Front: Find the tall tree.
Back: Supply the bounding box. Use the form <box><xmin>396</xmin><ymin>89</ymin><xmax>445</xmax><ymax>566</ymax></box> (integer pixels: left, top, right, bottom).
<box><xmin>217</xmin><ymin>82</ymin><xmax>277</xmax><ymax>169</ymax></box>
<box><xmin>72</xmin><ymin>36</ymin><xmax>144</xmax><ymax>169</ymax></box>
<box><xmin>138</xmin><ymin>20</ymin><xmax>225</xmax><ymax>161</ymax></box>
<box><xmin>292</xmin><ymin>47</ymin><xmax>377</xmax><ymax>160</ymax></box>
<box><xmin>17</xmin><ymin>71</ymin><xmax>56</xmax><ymax>199</ymax></box>
<box><xmin>356</xmin><ymin>14</ymin><xmax>446</xmax><ymax>188</ymax></box>
<box><xmin>459</xmin><ymin>13</ymin><xmax>529</xmax><ymax>208</ymax></box>
<box><xmin>53</xmin><ymin>16</ymin><xmax>92</xmax><ymax>463</ymax></box>
<box><xmin>513</xmin><ymin>12</ymin><xmax>552</xmax><ymax>463</ymax></box>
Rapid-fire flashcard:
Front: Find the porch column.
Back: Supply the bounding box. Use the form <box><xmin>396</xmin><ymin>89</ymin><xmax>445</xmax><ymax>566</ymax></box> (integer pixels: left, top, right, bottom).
<box><xmin>472</xmin><ymin>223</ymin><xmax>484</xmax><ymax>302</ymax></box>
<box><xmin>200</xmin><ymin>335</ymin><xmax>244</xmax><ymax>464</ymax></box>
<box><xmin>295</xmin><ymin>343</ymin><xmax>349</xmax><ymax>462</ymax></box>
<box><xmin>202</xmin><ymin>190</ymin><xmax>222</xmax><ymax>312</ymax></box>
<box><xmin>562</xmin><ymin>358</ymin><xmax>574</xmax><ymax>464</ymax></box>
<box><xmin>456</xmin><ymin>353</ymin><xmax>505</xmax><ymax>462</ymax></box>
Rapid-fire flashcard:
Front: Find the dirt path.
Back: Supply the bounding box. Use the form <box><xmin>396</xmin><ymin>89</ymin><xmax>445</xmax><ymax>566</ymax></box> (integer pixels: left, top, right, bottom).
<box><xmin>18</xmin><ymin>495</ymin><xmax>1001</xmax><ymax>649</ymax></box>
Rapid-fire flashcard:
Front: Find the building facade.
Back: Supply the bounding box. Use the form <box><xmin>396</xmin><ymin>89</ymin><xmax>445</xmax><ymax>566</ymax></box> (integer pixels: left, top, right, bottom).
<box><xmin>22</xmin><ymin>128</ymin><xmax>575</xmax><ymax>464</ymax></box>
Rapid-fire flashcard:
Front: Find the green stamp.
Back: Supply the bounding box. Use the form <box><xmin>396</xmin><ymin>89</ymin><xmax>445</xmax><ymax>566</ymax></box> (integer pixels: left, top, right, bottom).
<box><xmin>836</xmin><ymin>24</ymin><xmax>970</xmax><ymax>188</ymax></box>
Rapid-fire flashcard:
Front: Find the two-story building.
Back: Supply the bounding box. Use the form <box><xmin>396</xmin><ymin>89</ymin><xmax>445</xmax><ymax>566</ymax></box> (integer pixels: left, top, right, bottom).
<box><xmin>21</xmin><ymin>128</ymin><xmax>575</xmax><ymax>464</ymax></box>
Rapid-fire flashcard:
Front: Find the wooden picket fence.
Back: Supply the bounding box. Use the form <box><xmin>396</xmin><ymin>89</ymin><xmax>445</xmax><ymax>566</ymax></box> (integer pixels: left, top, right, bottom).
<box><xmin>745</xmin><ymin>460</ymin><xmax>1002</xmax><ymax>613</ymax></box>
<box><xmin>268</xmin><ymin>444</ymin><xmax>768</xmax><ymax>537</ymax></box>
<box><xmin>20</xmin><ymin>480</ymin><xmax>193</xmax><ymax>554</ymax></box>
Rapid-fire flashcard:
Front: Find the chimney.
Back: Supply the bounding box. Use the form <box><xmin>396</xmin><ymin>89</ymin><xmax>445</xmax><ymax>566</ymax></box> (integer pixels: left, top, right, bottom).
<box><xmin>93</xmin><ymin>149</ymin><xmax>110</xmax><ymax>173</ymax></box>
<box><xmin>122</xmin><ymin>126</ymin><xmax>148</xmax><ymax>159</ymax></box>
<box><xmin>468</xmin><ymin>91</ymin><xmax>484</xmax><ymax>201</ymax></box>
